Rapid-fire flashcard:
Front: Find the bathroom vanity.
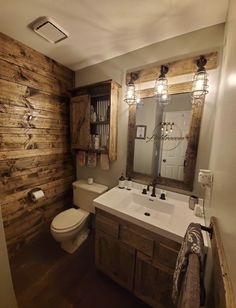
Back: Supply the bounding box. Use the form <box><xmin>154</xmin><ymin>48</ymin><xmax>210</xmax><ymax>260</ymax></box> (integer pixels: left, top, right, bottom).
<box><xmin>95</xmin><ymin>208</ymin><xmax>179</xmax><ymax>308</ymax></box>
<box><xmin>94</xmin><ymin>184</ymin><xmax>205</xmax><ymax>308</ymax></box>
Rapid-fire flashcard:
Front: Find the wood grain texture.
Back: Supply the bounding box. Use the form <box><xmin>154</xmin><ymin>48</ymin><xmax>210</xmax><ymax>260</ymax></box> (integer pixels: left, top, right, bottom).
<box><xmin>126</xmin><ymin>52</ymin><xmax>218</xmax><ymax>84</ymax></box>
<box><xmin>134</xmin><ymin>251</ymin><xmax>175</xmax><ymax>308</ymax></box>
<box><xmin>209</xmin><ymin>217</ymin><xmax>235</xmax><ymax>308</ymax></box>
<box><xmin>95</xmin><ymin>208</ymin><xmax>180</xmax><ymax>308</ymax></box>
<box><xmin>0</xmin><ymin>32</ymin><xmax>74</xmax><ymax>254</ymax></box>
<box><xmin>96</xmin><ymin>229</ymin><xmax>136</xmax><ymax>291</ymax></box>
<box><xmin>183</xmin><ymin>98</ymin><xmax>204</xmax><ymax>189</ymax></box>
<box><xmin>109</xmin><ymin>81</ymin><xmax>120</xmax><ymax>160</ymax></box>
<box><xmin>71</xmin><ymin>80</ymin><xmax>120</xmax><ymax>161</ymax></box>
<box><xmin>139</xmin><ymin>81</ymin><xmax>193</xmax><ymax>99</ymax></box>
<box><xmin>126</xmin><ymin>104</ymin><xmax>137</xmax><ymax>177</ymax></box>
<box><xmin>0</xmin><ymin>32</ymin><xmax>73</xmax><ymax>87</ymax></box>
<box><xmin>70</xmin><ymin>95</ymin><xmax>90</xmax><ymax>149</ymax></box>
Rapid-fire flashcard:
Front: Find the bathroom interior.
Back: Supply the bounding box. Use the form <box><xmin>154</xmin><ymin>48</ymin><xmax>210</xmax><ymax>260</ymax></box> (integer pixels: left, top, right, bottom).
<box><xmin>0</xmin><ymin>0</ymin><xmax>236</xmax><ymax>307</ymax></box>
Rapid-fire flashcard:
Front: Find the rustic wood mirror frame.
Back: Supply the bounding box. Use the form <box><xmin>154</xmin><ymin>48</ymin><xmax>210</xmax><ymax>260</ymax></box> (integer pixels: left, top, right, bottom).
<box><xmin>126</xmin><ymin>52</ymin><xmax>218</xmax><ymax>191</ymax></box>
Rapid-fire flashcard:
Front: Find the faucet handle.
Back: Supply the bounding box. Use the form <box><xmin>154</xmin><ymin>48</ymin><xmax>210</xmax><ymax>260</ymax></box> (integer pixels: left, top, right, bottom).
<box><xmin>160</xmin><ymin>190</ymin><xmax>166</xmax><ymax>200</ymax></box>
<box><xmin>142</xmin><ymin>187</ymin><xmax>147</xmax><ymax>195</ymax></box>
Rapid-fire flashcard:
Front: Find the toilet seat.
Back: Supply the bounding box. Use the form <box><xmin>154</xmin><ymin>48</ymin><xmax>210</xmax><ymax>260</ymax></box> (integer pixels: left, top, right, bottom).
<box><xmin>51</xmin><ymin>208</ymin><xmax>88</xmax><ymax>232</ymax></box>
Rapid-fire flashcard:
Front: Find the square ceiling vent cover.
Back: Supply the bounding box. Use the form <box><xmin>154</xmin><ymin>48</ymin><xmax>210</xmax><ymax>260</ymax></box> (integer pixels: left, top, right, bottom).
<box><xmin>32</xmin><ymin>17</ymin><xmax>68</xmax><ymax>43</ymax></box>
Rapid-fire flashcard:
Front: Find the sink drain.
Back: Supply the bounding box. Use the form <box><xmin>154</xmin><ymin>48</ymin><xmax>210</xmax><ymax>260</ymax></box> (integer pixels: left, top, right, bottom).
<box><xmin>144</xmin><ymin>212</ymin><xmax>151</xmax><ymax>216</ymax></box>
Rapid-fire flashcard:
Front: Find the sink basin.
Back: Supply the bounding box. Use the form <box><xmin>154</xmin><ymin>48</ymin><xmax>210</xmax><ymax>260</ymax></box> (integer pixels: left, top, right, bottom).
<box><xmin>93</xmin><ymin>187</ymin><xmax>175</xmax><ymax>230</ymax></box>
<box><xmin>117</xmin><ymin>192</ymin><xmax>174</xmax><ymax>224</ymax></box>
<box><xmin>93</xmin><ymin>184</ymin><xmax>206</xmax><ymax>244</ymax></box>
<box><xmin>126</xmin><ymin>192</ymin><xmax>174</xmax><ymax>213</ymax></box>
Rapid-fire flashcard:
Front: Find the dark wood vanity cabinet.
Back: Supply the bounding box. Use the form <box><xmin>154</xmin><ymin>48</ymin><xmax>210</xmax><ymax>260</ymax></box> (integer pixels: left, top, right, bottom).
<box><xmin>95</xmin><ymin>231</ymin><xmax>136</xmax><ymax>291</ymax></box>
<box><xmin>95</xmin><ymin>209</ymin><xmax>181</xmax><ymax>308</ymax></box>
<box><xmin>135</xmin><ymin>252</ymin><xmax>175</xmax><ymax>308</ymax></box>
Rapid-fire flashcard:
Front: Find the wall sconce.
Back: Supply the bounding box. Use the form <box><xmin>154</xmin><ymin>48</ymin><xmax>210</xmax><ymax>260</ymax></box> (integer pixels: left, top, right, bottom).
<box><xmin>124</xmin><ymin>72</ymin><xmax>139</xmax><ymax>105</ymax></box>
<box><xmin>155</xmin><ymin>65</ymin><xmax>171</xmax><ymax>107</ymax></box>
<box><xmin>192</xmin><ymin>55</ymin><xmax>208</xmax><ymax>99</ymax></box>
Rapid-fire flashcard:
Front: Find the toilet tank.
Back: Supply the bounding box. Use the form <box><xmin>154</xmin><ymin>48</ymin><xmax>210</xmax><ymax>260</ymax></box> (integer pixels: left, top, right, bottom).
<box><xmin>72</xmin><ymin>180</ymin><xmax>108</xmax><ymax>214</ymax></box>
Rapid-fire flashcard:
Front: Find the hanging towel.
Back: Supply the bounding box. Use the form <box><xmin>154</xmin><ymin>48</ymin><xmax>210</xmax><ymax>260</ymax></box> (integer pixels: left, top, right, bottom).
<box><xmin>87</xmin><ymin>152</ymin><xmax>97</xmax><ymax>168</ymax></box>
<box><xmin>178</xmin><ymin>254</ymin><xmax>200</xmax><ymax>308</ymax></box>
<box><xmin>100</xmin><ymin>153</ymin><xmax>110</xmax><ymax>170</ymax></box>
<box><xmin>77</xmin><ymin>151</ymin><xmax>86</xmax><ymax>167</ymax></box>
<box><xmin>172</xmin><ymin>223</ymin><xmax>205</xmax><ymax>306</ymax></box>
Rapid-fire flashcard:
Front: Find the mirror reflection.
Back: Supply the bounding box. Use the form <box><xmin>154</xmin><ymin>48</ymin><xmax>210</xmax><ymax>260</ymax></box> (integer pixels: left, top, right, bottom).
<box><xmin>134</xmin><ymin>93</ymin><xmax>192</xmax><ymax>181</ymax></box>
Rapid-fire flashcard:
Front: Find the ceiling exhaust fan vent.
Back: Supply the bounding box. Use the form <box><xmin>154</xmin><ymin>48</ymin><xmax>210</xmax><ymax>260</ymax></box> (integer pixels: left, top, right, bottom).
<box><xmin>32</xmin><ymin>17</ymin><xmax>68</xmax><ymax>44</ymax></box>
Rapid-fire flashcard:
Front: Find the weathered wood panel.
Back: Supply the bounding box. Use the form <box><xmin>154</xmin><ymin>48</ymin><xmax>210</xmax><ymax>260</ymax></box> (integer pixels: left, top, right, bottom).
<box><xmin>0</xmin><ymin>32</ymin><xmax>74</xmax><ymax>254</ymax></box>
<box><xmin>109</xmin><ymin>81</ymin><xmax>120</xmax><ymax>161</ymax></box>
<box><xmin>2</xmin><ymin>183</ymin><xmax>72</xmax><ymax>224</ymax></box>
<box><xmin>0</xmin><ymin>167</ymin><xmax>74</xmax><ymax>194</ymax></box>
<box><xmin>0</xmin><ymin>32</ymin><xmax>73</xmax><ymax>86</ymax></box>
<box><xmin>0</xmin><ymin>103</ymin><xmax>69</xmax><ymax>121</ymax></box>
<box><xmin>139</xmin><ymin>81</ymin><xmax>193</xmax><ymax>99</ymax></box>
<box><xmin>0</xmin><ymin>154</ymin><xmax>71</xmax><ymax>175</ymax></box>
<box><xmin>0</xmin><ymin>79</ymin><xmax>69</xmax><ymax>114</ymax></box>
<box><xmin>70</xmin><ymin>95</ymin><xmax>90</xmax><ymax>149</ymax></box>
<box><xmin>209</xmin><ymin>217</ymin><xmax>235</xmax><ymax>308</ymax></box>
<box><xmin>0</xmin><ymin>58</ymin><xmax>69</xmax><ymax>97</ymax></box>
<box><xmin>126</xmin><ymin>51</ymin><xmax>218</xmax><ymax>84</ymax></box>
<box><xmin>0</xmin><ymin>112</ymin><xmax>69</xmax><ymax>129</ymax></box>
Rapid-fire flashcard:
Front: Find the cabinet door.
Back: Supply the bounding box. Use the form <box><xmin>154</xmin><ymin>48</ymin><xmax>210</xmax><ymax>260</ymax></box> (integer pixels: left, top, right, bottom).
<box><xmin>109</xmin><ymin>81</ymin><xmax>119</xmax><ymax>161</ymax></box>
<box><xmin>95</xmin><ymin>230</ymin><xmax>135</xmax><ymax>291</ymax></box>
<box><xmin>134</xmin><ymin>252</ymin><xmax>175</xmax><ymax>308</ymax></box>
<box><xmin>70</xmin><ymin>95</ymin><xmax>90</xmax><ymax>149</ymax></box>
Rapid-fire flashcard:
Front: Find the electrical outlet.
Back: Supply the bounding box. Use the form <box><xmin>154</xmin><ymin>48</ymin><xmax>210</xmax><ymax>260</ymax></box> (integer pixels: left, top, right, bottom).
<box><xmin>198</xmin><ymin>169</ymin><xmax>213</xmax><ymax>187</ymax></box>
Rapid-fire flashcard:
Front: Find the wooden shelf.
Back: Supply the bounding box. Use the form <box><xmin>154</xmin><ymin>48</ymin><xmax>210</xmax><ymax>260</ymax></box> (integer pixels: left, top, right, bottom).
<box><xmin>72</xmin><ymin>147</ymin><xmax>108</xmax><ymax>154</ymax></box>
<box><xmin>90</xmin><ymin>121</ymin><xmax>110</xmax><ymax>125</ymax></box>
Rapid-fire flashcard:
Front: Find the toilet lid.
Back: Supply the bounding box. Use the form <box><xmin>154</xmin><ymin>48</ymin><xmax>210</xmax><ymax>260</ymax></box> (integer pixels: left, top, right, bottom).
<box><xmin>51</xmin><ymin>208</ymin><xmax>86</xmax><ymax>231</ymax></box>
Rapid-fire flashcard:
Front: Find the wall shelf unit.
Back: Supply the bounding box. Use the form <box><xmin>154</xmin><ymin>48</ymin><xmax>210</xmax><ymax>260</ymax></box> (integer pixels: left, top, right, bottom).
<box><xmin>70</xmin><ymin>80</ymin><xmax>120</xmax><ymax>161</ymax></box>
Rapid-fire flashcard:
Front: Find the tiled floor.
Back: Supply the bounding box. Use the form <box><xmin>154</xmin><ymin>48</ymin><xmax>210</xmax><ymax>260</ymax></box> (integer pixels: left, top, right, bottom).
<box><xmin>10</xmin><ymin>231</ymin><xmax>149</xmax><ymax>308</ymax></box>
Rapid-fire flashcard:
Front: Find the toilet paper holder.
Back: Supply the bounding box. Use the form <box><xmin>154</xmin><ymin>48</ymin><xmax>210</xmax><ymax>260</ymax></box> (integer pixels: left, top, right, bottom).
<box><xmin>28</xmin><ymin>188</ymin><xmax>45</xmax><ymax>202</ymax></box>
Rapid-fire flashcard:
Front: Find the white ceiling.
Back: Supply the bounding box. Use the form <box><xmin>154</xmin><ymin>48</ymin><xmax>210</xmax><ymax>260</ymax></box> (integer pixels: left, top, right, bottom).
<box><xmin>0</xmin><ymin>0</ymin><xmax>228</xmax><ymax>71</ymax></box>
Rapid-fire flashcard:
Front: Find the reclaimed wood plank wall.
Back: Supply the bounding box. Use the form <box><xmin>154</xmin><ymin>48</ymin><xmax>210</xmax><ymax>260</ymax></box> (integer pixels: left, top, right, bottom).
<box><xmin>0</xmin><ymin>32</ymin><xmax>75</xmax><ymax>254</ymax></box>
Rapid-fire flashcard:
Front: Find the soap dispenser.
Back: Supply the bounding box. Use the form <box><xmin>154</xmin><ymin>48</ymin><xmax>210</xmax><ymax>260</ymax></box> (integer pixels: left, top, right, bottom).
<box><xmin>126</xmin><ymin>177</ymin><xmax>132</xmax><ymax>190</ymax></box>
<box><xmin>118</xmin><ymin>173</ymin><xmax>125</xmax><ymax>189</ymax></box>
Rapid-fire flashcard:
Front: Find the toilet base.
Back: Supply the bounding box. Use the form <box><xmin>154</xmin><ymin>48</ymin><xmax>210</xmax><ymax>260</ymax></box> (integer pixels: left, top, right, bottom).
<box><xmin>61</xmin><ymin>230</ymin><xmax>90</xmax><ymax>254</ymax></box>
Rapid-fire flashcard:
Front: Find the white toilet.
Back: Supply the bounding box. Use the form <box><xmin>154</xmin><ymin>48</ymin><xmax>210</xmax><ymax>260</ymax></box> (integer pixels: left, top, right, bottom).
<box><xmin>50</xmin><ymin>180</ymin><xmax>108</xmax><ymax>253</ymax></box>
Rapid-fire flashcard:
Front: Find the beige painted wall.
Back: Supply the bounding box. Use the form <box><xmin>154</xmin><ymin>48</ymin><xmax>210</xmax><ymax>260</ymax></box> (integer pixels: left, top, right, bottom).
<box><xmin>205</xmin><ymin>0</ymin><xmax>236</xmax><ymax>302</ymax></box>
<box><xmin>0</xmin><ymin>208</ymin><xmax>17</xmax><ymax>308</ymax></box>
<box><xmin>75</xmin><ymin>24</ymin><xmax>224</xmax><ymax>195</ymax></box>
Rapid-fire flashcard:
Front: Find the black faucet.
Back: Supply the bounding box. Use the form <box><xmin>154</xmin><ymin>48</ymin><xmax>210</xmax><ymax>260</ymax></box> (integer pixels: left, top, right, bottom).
<box><xmin>151</xmin><ymin>178</ymin><xmax>157</xmax><ymax>197</ymax></box>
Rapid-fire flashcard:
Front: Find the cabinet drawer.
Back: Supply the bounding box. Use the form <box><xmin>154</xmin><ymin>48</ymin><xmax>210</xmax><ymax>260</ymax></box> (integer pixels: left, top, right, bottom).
<box><xmin>96</xmin><ymin>214</ymin><xmax>119</xmax><ymax>238</ymax></box>
<box><xmin>120</xmin><ymin>225</ymin><xmax>154</xmax><ymax>257</ymax></box>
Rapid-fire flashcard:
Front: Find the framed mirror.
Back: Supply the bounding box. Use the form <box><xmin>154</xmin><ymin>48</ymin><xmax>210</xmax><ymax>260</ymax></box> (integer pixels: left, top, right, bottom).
<box><xmin>127</xmin><ymin>93</ymin><xmax>204</xmax><ymax>191</ymax></box>
<box><xmin>126</xmin><ymin>53</ymin><xmax>218</xmax><ymax>191</ymax></box>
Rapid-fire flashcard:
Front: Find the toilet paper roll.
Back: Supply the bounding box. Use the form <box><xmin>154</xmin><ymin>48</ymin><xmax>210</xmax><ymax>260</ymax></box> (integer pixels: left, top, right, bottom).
<box><xmin>31</xmin><ymin>190</ymin><xmax>45</xmax><ymax>202</ymax></box>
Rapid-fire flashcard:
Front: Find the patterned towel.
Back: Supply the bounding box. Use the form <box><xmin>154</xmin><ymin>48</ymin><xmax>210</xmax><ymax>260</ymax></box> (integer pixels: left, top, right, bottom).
<box><xmin>172</xmin><ymin>223</ymin><xmax>205</xmax><ymax>306</ymax></box>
